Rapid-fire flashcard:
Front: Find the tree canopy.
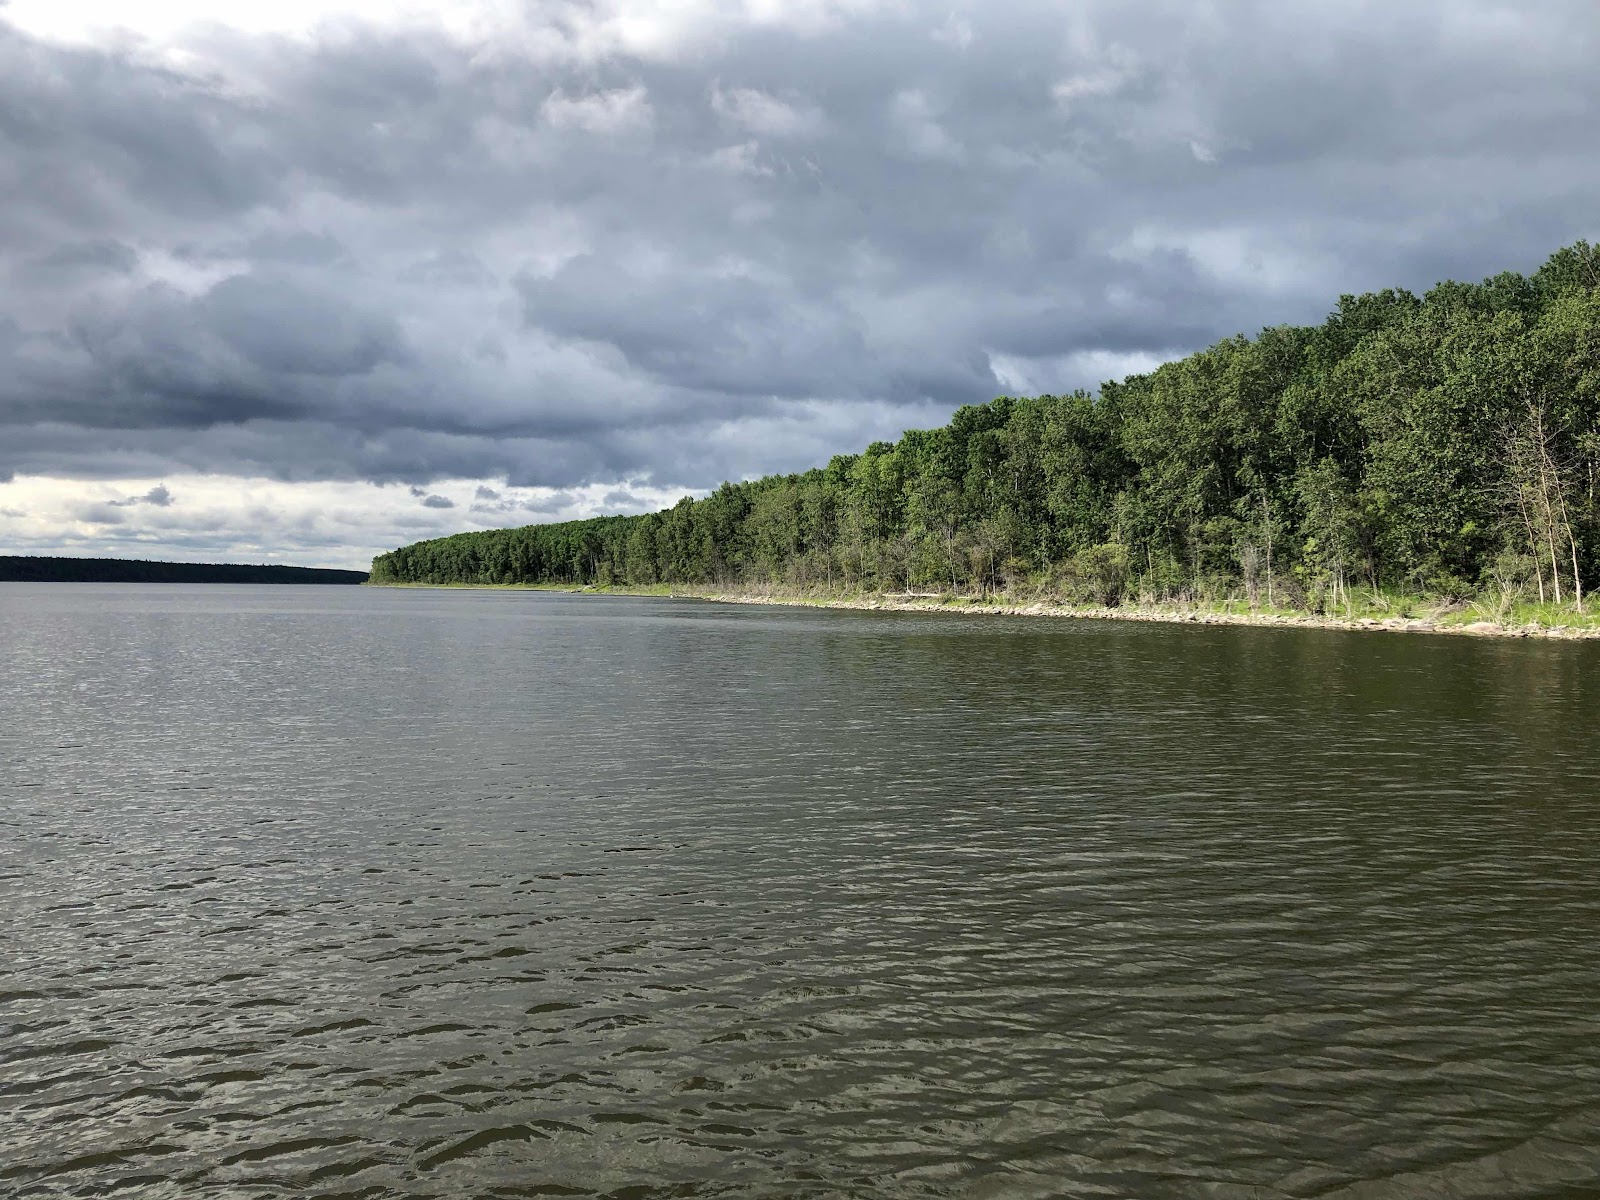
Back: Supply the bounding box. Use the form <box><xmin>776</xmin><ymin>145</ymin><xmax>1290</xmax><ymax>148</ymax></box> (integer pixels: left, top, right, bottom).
<box><xmin>372</xmin><ymin>243</ymin><xmax>1600</xmax><ymax>612</ymax></box>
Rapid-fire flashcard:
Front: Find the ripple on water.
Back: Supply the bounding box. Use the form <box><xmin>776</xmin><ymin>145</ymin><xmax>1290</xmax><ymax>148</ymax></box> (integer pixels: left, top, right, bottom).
<box><xmin>3</xmin><ymin>586</ymin><xmax>1600</xmax><ymax>1197</ymax></box>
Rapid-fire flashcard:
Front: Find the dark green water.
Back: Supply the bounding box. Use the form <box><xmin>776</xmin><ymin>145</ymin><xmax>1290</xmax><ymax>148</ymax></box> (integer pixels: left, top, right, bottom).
<box><xmin>3</xmin><ymin>584</ymin><xmax>1600</xmax><ymax>1199</ymax></box>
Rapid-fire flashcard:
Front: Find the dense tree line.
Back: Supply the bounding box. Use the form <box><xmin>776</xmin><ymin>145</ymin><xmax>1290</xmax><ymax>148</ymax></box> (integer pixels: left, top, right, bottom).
<box><xmin>372</xmin><ymin>243</ymin><xmax>1600</xmax><ymax>612</ymax></box>
<box><xmin>0</xmin><ymin>557</ymin><xmax>368</xmax><ymax>584</ymax></box>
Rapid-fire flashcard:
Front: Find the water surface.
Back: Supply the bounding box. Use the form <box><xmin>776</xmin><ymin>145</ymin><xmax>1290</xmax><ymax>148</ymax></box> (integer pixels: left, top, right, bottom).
<box><xmin>3</xmin><ymin>584</ymin><xmax>1600</xmax><ymax>1198</ymax></box>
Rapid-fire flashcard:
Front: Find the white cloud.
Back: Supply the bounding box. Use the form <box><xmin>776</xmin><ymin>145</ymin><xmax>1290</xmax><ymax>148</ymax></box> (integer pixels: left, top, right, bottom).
<box><xmin>890</xmin><ymin>88</ymin><xmax>964</xmax><ymax>161</ymax></box>
<box><xmin>706</xmin><ymin>140</ymin><xmax>777</xmax><ymax>178</ymax></box>
<box><xmin>0</xmin><ymin>0</ymin><xmax>540</xmax><ymax>47</ymax></box>
<box><xmin>0</xmin><ymin>0</ymin><xmax>906</xmax><ymax>67</ymax></box>
<box><xmin>1113</xmin><ymin>225</ymin><xmax>1337</xmax><ymax>294</ymax></box>
<box><xmin>930</xmin><ymin>14</ymin><xmax>972</xmax><ymax>50</ymax></box>
<box><xmin>541</xmin><ymin>86</ymin><xmax>654</xmax><ymax>134</ymax></box>
<box><xmin>711</xmin><ymin>84</ymin><xmax>826</xmax><ymax>138</ymax></box>
<box><xmin>987</xmin><ymin>348</ymin><xmax>1177</xmax><ymax>396</ymax></box>
<box><xmin>1051</xmin><ymin>65</ymin><xmax>1131</xmax><ymax>114</ymax></box>
<box><xmin>0</xmin><ymin>474</ymin><xmax>692</xmax><ymax>568</ymax></box>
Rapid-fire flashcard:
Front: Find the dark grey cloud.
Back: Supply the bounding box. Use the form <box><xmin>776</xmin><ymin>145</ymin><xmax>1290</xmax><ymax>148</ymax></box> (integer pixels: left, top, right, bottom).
<box><xmin>75</xmin><ymin>502</ymin><xmax>125</xmax><ymax>525</ymax></box>
<box><xmin>420</xmin><ymin>493</ymin><xmax>454</xmax><ymax>508</ymax></box>
<box><xmin>20</xmin><ymin>238</ymin><xmax>140</xmax><ymax>281</ymax></box>
<box><xmin>470</xmin><ymin>488</ymin><xmax>578</xmax><ymax>516</ymax></box>
<box><xmin>108</xmin><ymin>483</ymin><xmax>174</xmax><ymax>507</ymax></box>
<box><xmin>2</xmin><ymin>0</ymin><xmax>1598</xmax><ymax>503</ymax></box>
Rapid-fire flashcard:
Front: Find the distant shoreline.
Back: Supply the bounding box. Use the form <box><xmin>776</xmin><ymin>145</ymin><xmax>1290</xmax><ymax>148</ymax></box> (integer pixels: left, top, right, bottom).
<box><xmin>0</xmin><ymin>556</ymin><xmax>368</xmax><ymax>584</ymax></box>
<box><xmin>367</xmin><ymin>581</ymin><xmax>1600</xmax><ymax>640</ymax></box>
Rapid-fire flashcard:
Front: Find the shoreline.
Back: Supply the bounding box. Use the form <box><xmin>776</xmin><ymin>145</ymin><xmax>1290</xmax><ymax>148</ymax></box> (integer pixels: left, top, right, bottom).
<box><xmin>688</xmin><ymin>591</ymin><xmax>1600</xmax><ymax>640</ymax></box>
<box><xmin>369</xmin><ymin>582</ymin><xmax>1600</xmax><ymax>640</ymax></box>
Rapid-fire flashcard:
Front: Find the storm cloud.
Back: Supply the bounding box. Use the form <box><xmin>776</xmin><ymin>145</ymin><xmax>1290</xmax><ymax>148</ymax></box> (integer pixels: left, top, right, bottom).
<box><xmin>1</xmin><ymin>0</ymin><xmax>1597</xmax><ymax>563</ymax></box>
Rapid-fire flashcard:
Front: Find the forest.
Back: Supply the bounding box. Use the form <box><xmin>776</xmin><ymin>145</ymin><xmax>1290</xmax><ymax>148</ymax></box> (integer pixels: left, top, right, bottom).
<box><xmin>0</xmin><ymin>557</ymin><xmax>368</xmax><ymax>584</ymax></box>
<box><xmin>371</xmin><ymin>243</ymin><xmax>1600</xmax><ymax>616</ymax></box>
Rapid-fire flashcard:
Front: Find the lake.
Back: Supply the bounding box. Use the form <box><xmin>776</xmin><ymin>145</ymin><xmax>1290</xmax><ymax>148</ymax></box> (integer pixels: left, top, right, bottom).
<box><xmin>3</xmin><ymin>583</ymin><xmax>1600</xmax><ymax>1198</ymax></box>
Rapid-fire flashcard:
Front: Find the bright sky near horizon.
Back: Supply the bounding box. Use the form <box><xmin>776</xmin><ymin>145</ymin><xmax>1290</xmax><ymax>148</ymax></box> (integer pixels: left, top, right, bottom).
<box><xmin>1</xmin><ymin>0</ymin><xmax>1596</xmax><ymax>568</ymax></box>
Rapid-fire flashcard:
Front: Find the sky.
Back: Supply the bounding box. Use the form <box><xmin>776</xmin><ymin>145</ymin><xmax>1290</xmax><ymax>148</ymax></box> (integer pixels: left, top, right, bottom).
<box><xmin>1</xmin><ymin>1</ymin><xmax>1596</xmax><ymax>569</ymax></box>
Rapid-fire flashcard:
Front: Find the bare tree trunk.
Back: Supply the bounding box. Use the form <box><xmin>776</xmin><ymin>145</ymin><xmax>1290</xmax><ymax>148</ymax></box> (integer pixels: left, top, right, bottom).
<box><xmin>1509</xmin><ymin>410</ymin><xmax>1553</xmax><ymax>604</ymax></box>
<box><xmin>1261</xmin><ymin>495</ymin><xmax>1275</xmax><ymax>607</ymax></box>
<box><xmin>1553</xmin><ymin>474</ymin><xmax>1584</xmax><ymax>612</ymax></box>
<box><xmin>1529</xmin><ymin>401</ymin><xmax>1577</xmax><ymax>606</ymax></box>
<box><xmin>1538</xmin><ymin>465</ymin><xmax>1564</xmax><ymax>604</ymax></box>
<box><xmin>1519</xmin><ymin>490</ymin><xmax>1546</xmax><ymax>603</ymax></box>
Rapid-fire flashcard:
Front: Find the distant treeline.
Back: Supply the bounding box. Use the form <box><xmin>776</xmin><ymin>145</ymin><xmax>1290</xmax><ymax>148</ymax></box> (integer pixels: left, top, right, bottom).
<box><xmin>373</xmin><ymin>243</ymin><xmax>1600</xmax><ymax>611</ymax></box>
<box><xmin>0</xmin><ymin>557</ymin><xmax>368</xmax><ymax>584</ymax></box>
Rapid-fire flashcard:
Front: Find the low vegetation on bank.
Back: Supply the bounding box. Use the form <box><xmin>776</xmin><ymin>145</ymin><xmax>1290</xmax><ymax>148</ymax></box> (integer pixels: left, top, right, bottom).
<box><xmin>373</xmin><ymin>244</ymin><xmax>1600</xmax><ymax>632</ymax></box>
<box><xmin>378</xmin><ymin>579</ymin><xmax>1600</xmax><ymax>638</ymax></box>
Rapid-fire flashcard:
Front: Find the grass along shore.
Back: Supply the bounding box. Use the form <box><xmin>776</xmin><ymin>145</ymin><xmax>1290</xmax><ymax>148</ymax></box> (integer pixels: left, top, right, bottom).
<box><xmin>368</xmin><ymin>579</ymin><xmax>1600</xmax><ymax>639</ymax></box>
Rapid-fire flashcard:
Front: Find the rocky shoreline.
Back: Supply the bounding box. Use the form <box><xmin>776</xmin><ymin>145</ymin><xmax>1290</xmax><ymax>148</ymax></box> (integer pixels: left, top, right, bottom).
<box><xmin>681</xmin><ymin>591</ymin><xmax>1600</xmax><ymax>640</ymax></box>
